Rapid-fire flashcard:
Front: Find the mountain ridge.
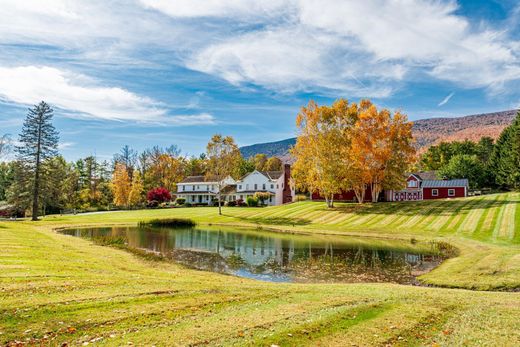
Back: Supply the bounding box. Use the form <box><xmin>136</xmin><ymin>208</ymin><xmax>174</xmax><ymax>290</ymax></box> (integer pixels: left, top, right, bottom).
<box><xmin>240</xmin><ymin>109</ymin><xmax>518</xmax><ymax>161</ymax></box>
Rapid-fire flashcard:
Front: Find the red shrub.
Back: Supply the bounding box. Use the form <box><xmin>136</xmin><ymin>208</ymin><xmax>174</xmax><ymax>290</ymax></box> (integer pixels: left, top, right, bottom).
<box><xmin>147</xmin><ymin>187</ymin><xmax>171</xmax><ymax>203</ymax></box>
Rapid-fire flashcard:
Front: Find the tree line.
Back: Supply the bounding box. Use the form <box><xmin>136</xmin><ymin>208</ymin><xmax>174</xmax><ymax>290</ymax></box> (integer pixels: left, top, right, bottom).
<box><xmin>0</xmin><ymin>102</ymin><xmax>284</xmax><ymax>218</ymax></box>
<box><xmin>418</xmin><ymin>111</ymin><xmax>520</xmax><ymax>190</ymax></box>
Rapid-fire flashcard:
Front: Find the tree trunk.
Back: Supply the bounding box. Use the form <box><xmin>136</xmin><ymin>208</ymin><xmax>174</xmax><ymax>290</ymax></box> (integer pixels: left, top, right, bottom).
<box><xmin>31</xmin><ymin>118</ymin><xmax>43</xmax><ymax>221</ymax></box>
<box><xmin>218</xmin><ymin>186</ymin><xmax>222</xmax><ymax>215</ymax></box>
<box><xmin>353</xmin><ymin>184</ymin><xmax>365</xmax><ymax>204</ymax></box>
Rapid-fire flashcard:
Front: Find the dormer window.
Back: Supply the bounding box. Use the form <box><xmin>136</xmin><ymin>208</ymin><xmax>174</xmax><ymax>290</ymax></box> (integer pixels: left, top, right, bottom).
<box><xmin>407</xmin><ymin>180</ymin><xmax>418</xmax><ymax>188</ymax></box>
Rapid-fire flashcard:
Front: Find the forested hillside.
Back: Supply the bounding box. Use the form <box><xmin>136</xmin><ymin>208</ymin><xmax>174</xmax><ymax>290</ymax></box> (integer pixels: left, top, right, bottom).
<box><xmin>240</xmin><ymin>109</ymin><xmax>518</xmax><ymax>159</ymax></box>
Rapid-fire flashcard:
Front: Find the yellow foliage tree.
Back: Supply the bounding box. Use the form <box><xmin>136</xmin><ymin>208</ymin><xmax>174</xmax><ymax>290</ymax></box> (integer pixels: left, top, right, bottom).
<box><xmin>111</xmin><ymin>163</ymin><xmax>131</xmax><ymax>207</ymax></box>
<box><xmin>264</xmin><ymin>156</ymin><xmax>283</xmax><ymax>171</ymax></box>
<box><xmin>128</xmin><ymin>171</ymin><xmax>144</xmax><ymax>207</ymax></box>
<box><xmin>206</xmin><ymin>134</ymin><xmax>242</xmax><ymax>215</ymax></box>
<box><xmin>292</xmin><ymin>99</ymin><xmax>415</xmax><ymax>206</ymax></box>
<box><xmin>291</xmin><ymin>99</ymin><xmax>357</xmax><ymax>207</ymax></box>
<box><xmin>145</xmin><ymin>154</ymin><xmax>185</xmax><ymax>193</ymax></box>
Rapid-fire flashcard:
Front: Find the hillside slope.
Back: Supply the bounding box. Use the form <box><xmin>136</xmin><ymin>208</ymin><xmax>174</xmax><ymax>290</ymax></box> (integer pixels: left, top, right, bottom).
<box><xmin>240</xmin><ymin>109</ymin><xmax>518</xmax><ymax>160</ymax></box>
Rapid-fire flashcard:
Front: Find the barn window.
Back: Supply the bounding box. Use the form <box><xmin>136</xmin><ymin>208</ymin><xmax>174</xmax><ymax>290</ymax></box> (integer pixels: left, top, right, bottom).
<box><xmin>407</xmin><ymin>180</ymin><xmax>418</xmax><ymax>188</ymax></box>
<box><xmin>448</xmin><ymin>189</ymin><xmax>455</xmax><ymax>197</ymax></box>
<box><xmin>432</xmin><ymin>189</ymin><xmax>438</xmax><ymax>197</ymax></box>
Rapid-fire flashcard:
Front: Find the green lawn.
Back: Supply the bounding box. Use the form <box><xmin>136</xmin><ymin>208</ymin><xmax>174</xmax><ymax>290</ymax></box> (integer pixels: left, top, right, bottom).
<box><xmin>1</xmin><ymin>193</ymin><xmax>519</xmax><ymax>345</ymax></box>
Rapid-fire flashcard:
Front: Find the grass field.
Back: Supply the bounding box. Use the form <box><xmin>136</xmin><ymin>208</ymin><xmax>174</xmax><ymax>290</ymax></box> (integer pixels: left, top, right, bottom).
<box><xmin>1</xmin><ymin>193</ymin><xmax>519</xmax><ymax>345</ymax></box>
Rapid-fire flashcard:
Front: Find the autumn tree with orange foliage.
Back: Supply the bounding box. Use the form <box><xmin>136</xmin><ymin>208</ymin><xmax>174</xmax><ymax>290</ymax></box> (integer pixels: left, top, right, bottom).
<box><xmin>292</xmin><ymin>99</ymin><xmax>415</xmax><ymax>206</ymax></box>
<box><xmin>349</xmin><ymin>100</ymin><xmax>415</xmax><ymax>202</ymax></box>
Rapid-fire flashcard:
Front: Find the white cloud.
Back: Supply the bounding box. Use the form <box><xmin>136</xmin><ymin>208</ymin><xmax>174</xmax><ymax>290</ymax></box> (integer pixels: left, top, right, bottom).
<box><xmin>182</xmin><ymin>0</ymin><xmax>520</xmax><ymax>96</ymax></box>
<box><xmin>139</xmin><ymin>0</ymin><xmax>290</xmax><ymax>19</ymax></box>
<box><xmin>0</xmin><ymin>66</ymin><xmax>215</xmax><ymax>125</ymax></box>
<box><xmin>0</xmin><ymin>0</ymin><xmax>519</xmax><ymax>100</ymax></box>
<box><xmin>438</xmin><ymin>92</ymin><xmax>455</xmax><ymax>107</ymax></box>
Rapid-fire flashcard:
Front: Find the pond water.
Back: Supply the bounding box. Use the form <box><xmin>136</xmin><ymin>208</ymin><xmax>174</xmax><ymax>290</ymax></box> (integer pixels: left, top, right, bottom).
<box><xmin>60</xmin><ymin>226</ymin><xmax>446</xmax><ymax>284</ymax></box>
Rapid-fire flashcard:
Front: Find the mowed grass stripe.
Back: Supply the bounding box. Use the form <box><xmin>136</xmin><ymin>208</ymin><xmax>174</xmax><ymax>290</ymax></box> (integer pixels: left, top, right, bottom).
<box><xmin>399</xmin><ymin>200</ymin><xmax>447</xmax><ymax>231</ymax></box>
<box><xmin>457</xmin><ymin>196</ymin><xmax>487</xmax><ymax>234</ymax></box>
<box><xmin>441</xmin><ymin>197</ymin><xmax>484</xmax><ymax>234</ymax></box>
<box><xmin>514</xmin><ymin>193</ymin><xmax>520</xmax><ymax>244</ymax></box>
<box><xmin>472</xmin><ymin>195</ymin><xmax>502</xmax><ymax>241</ymax></box>
<box><xmin>492</xmin><ymin>195</ymin><xmax>514</xmax><ymax>241</ymax></box>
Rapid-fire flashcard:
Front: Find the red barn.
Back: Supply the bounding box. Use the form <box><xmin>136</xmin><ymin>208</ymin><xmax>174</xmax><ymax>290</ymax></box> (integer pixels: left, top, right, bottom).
<box><xmin>385</xmin><ymin>172</ymin><xmax>469</xmax><ymax>201</ymax></box>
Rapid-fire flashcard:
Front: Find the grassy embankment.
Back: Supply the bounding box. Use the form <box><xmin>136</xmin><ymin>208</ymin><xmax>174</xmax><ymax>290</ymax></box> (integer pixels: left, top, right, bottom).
<box><xmin>1</xmin><ymin>192</ymin><xmax>519</xmax><ymax>345</ymax></box>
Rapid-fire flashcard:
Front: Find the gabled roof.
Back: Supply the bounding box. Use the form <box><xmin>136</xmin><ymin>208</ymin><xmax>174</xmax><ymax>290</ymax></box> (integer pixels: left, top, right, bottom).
<box><xmin>260</xmin><ymin>170</ymin><xmax>283</xmax><ymax>180</ymax></box>
<box><xmin>422</xmin><ymin>179</ymin><xmax>469</xmax><ymax>188</ymax></box>
<box><xmin>411</xmin><ymin>171</ymin><xmax>438</xmax><ymax>181</ymax></box>
<box><xmin>238</xmin><ymin>170</ymin><xmax>283</xmax><ymax>182</ymax></box>
<box><xmin>179</xmin><ymin>175</ymin><xmax>218</xmax><ymax>183</ymax></box>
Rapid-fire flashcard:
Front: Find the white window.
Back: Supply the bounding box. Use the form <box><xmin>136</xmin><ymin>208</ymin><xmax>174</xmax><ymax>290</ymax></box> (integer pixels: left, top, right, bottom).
<box><xmin>262</xmin><ymin>184</ymin><xmax>266</xmax><ymax>190</ymax></box>
<box><xmin>432</xmin><ymin>189</ymin><xmax>438</xmax><ymax>197</ymax></box>
<box><xmin>448</xmin><ymin>189</ymin><xmax>455</xmax><ymax>197</ymax></box>
<box><xmin>276</xmin><ymin>184</ymin><xmax>279</xmax><ymax>189</ymax></box>
<box><xmin>270</xmin><ymin>184</ymin><xmax>274</xmax><ymax>189</ymax></box>
<box><xmin>254</xmin><ymin>184</ymin><xmax>258</xmax><ymax>190</ymax></box>
<box><xmin>238</xmin><ymin>185</ymin><xmax>242</xmax><ymax>189</ymax></box>
<box><xmin>246</xmin><ymin>184</ymin><xmax>249</xmax><ymax>190</ymax></box>
<box><xmin>182</xmin><ymin>185</ymin><xmax>185</xmax><ymax>191</ymax></box>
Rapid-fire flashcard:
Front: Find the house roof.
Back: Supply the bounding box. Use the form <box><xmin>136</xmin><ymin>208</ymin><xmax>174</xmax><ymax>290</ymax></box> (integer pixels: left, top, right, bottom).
<box><xmin>238</xmin><ymin>170</ymin><xmax>283</xmax><ymax>182</ymax></box>
<box><xmin>411</xmin><ymin>171</ymin><xmax>438</xmax><ymax>181</ymax></box>
<box><xmin>179</xmin><ymin>175</ymin><xmax>222</xmax><ymax>183</ymax></box>
<box><xmin>421</xmin><ymin>179</ymin><xmax>469</xmax><ymax>188</ymax></box>
<box><xmin>220</xmin><ymin>185</ymin><xmax>237</xmax><ymax>195</ymax></box>
<box><xmin>261</xmin><ymin>171</ymin><xmax>283</xmax><ymax>180</ymax></box>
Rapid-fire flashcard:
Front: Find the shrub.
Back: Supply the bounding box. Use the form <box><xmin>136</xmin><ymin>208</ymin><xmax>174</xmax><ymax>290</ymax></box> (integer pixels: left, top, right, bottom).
<box><xmin>246</xmin><ymin>196</ymin><xmax>259</xmax><ymax>207</ymax></box>
<box><xmin>227</xmin><ymin>200</ymin><xmax>237</xmax><ymax>207</ymax></box>
<box><xmin>138</xmin><ymin>218</ymin><xmax>195</xmax><ymax>228</ymax></box>
<box><xmin>295</xmin><ymin>194</ymin><xmax>307</xmax><ymax>202</ymax></box>
<box><xmin>146</xmin><ymin>200</ymin><xmax>159</xmax><ymax>208</ymax></box>
<box><xmin>175</xmin><ymin>198</ymin><xmax>186</xmax><ymax>205</ymax></box>
<box><xmin>236</xmin><ymin>199</ymin><xmax>247</xmax><ymax>207</ymax></box>
<box><xmin>254</xmin><ymin>192</ymin><xmax>271</xmax><ymax>205</ymax></box>
<box><xmin>146</xmin><ymin>187</ymin><xmax>171</xmax><ymax>203</ymax></box>
<box><xmin>183</xmin><ymin>202</ymin><xmax>192</xmax><ymax>207</ymax></box>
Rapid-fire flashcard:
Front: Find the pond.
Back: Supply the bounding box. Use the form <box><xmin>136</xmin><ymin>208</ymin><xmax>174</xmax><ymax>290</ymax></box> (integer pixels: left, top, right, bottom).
<box><xmin>60</xmin><ymin>226</ymin><xmax>447</xmax><ymax>284</ymax></box>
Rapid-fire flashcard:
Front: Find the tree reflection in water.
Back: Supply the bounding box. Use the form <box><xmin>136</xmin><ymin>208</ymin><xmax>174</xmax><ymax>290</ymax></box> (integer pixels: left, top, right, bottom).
<box><xmin>61</xmin><ymin>226</ymin><xmax>445</xmax><ymax>284</ymax></box>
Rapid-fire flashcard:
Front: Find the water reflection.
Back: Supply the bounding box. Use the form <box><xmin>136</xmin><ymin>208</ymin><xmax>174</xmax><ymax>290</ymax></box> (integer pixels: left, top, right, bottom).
<box><xmin>60</xmin><ymin>226</ymin><xmax>444</xmax><ymax>284</ymax></box>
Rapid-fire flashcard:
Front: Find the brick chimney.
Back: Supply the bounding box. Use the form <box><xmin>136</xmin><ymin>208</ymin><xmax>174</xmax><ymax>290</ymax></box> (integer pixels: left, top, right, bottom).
<box><xmin>282</xmin><ymin>164</ymin><xmax>292</xmax><ymax>204</ymax></box>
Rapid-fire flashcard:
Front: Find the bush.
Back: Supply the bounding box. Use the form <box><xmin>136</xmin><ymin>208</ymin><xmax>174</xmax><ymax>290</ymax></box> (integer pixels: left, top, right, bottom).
<box><xmin>146</xmin><ymin>187</ymin><xmax>171</xmax><ymax>203</ymax></box>
<box><xmin>254</xmin><ymin>192</ymin><xmax>271</xmax><ymax>205</ymax></box>
<box><xmin>175</xmin><ymin>198</ymin><xmax>186</xmax><ymax>205</ymax></box>
<box><xmin>138</xmin><ymin>218</ymin><xmax>195</xmax><ymax>228</ymax></box>
<box><xmin>236</xmin><ymin>199</ymin><xmax>247</xmax><ymax>207</ymax></box>
<box><xmin>226</xmin><ymin>200</ymin><xmax>237</xmax><ymax>207</ymax></box>
<box><xmin>246</xmin><ymin>196</ymin><xmax>259</xmax><ymax>207</ymax></box>
<box><xmin>295</xmin><ymin>194</ymin><xmax>307</xmax><ymax>202</ymax></box>
<box><xmin>146</xmin><ymin>200</ymin><xmax>159</xmax><ymax>208</ymax></box>
<box><xmin>183</xmin><ymin>202</ymin><xmax>192</xmax><ymax>207</ymax></box>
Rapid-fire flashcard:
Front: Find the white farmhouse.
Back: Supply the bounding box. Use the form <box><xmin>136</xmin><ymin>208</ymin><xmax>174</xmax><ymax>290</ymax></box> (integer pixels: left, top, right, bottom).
<box><xmin>176</xmin><ymin>176</ymin><xmax>236</xmax><ymax>205</ymax></box>
<box><xmin>236</xmin><ymin>164</ymin><xmax>295</xmax><ymax>206</ymax></box>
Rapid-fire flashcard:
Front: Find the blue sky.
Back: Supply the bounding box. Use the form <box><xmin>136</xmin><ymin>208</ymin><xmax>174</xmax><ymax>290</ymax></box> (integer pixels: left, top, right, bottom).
<box><xmin>0</xmin><ymin>0</ymin><xmax>519</xmax><ymax>160</ymax></box>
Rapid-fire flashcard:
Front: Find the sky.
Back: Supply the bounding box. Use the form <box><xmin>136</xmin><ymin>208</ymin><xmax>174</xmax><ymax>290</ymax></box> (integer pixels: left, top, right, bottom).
<box><xmin>0</xmin><ymin>0</ymin><xmax>519</xmax><ymax>161</ymax></box>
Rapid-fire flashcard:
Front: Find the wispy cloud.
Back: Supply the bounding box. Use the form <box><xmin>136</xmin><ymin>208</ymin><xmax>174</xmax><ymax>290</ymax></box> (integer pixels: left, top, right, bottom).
<box><xmin>438</xmin><ymin>92</ymin><xmax>455</xmax><ymax>107</ymax></box>
<box><xmin>0</xmin><ymin>66</ymin><xmax>215</xmax><ymax>126</ymax></box>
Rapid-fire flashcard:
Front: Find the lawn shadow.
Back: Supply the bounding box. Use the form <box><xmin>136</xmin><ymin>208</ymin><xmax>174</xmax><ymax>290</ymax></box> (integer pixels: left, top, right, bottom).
<box><xmin>229</xmin><ymin>215</ymin><xmax>311</xmax><ymax>226</ymax></box>
<box><xmin>321</xmin><ymin>197</ymin><xmax>517</xmax><ymax>217</ymax></box>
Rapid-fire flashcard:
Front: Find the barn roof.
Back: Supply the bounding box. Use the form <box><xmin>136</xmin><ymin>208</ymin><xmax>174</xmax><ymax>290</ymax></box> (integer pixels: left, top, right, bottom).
<box><xmin>411</xmin><ymin>171</ymin><xmax>438</xmax><ymax>181</ymax></box>
<box><xmin>421</xmin><ymin>179</ymin><xmax>469</xmax><ymax>188</ymax></box>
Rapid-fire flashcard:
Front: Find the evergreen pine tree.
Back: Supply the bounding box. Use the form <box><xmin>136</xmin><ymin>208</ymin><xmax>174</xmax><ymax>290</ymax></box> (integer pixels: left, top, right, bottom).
<box><xmin>15</xmin><ymin>101</ymin><xmax>59</xmax><ymax>220</ymax></box>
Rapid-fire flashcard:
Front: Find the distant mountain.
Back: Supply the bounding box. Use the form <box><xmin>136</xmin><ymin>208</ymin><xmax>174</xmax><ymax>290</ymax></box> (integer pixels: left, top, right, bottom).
<box><xmin>240</xmin><ymin>109</ymin><xmax>518</xmax><ymax>161</ymax></box>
